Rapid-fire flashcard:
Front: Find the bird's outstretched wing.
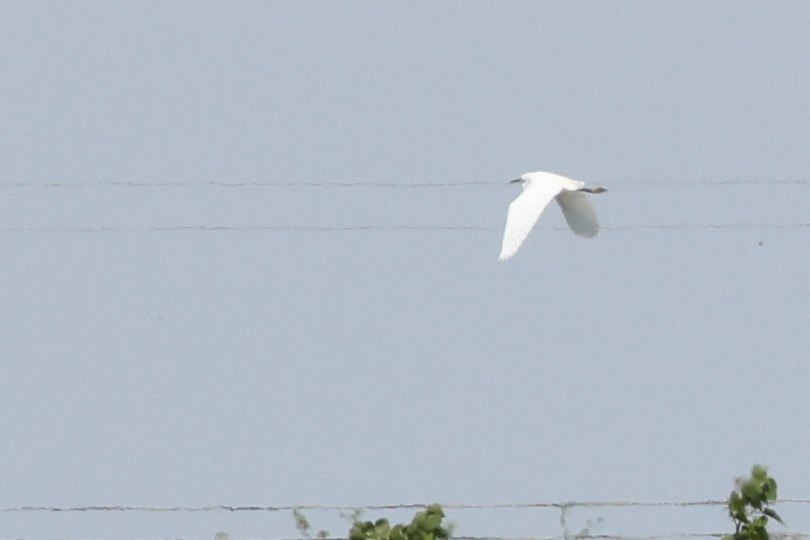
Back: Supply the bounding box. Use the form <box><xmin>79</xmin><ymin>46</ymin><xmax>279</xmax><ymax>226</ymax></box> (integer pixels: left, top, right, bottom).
<box><xmin>555</xmin><ymin>190</ymin><xmax>599</xmax><ymax>238</ymax></box>
<box><xmin>498</xmin><ymin>181</ymin><xmax>562</xmax><ymax>260</ymax></box>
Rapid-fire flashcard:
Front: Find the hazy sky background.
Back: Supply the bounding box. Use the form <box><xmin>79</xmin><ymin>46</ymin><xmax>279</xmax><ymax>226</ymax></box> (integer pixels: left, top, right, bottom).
<box><xmin>2</xmin><ymin>2</ymin><xmax>810</xmax><ymax>539</ymax></box>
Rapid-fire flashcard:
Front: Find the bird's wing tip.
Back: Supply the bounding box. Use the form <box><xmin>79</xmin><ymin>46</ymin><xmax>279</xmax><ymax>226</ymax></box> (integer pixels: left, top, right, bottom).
<box><xmin>574</xmin><ymin>229</ymin><xmax>599</xmax><ymax>239</ymax></box>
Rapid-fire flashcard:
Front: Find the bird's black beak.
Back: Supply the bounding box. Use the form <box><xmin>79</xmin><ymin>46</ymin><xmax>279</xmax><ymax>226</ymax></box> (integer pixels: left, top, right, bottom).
<box><xmin>509</xmin><ymin>178</ymin><xmax>521</xmax><ymax>184</ymax></box>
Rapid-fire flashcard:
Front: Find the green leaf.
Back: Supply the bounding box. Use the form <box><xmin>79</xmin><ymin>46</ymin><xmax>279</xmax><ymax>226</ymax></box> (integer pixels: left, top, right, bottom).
<box><xmin>741</xmin><ymin>479</ymin><xmax>761</xmax><ymax>501</ymax></box>
<box><xmin>424</xmin><ymin>513</ymin><xmax>442</xmax><ymax>530</ymax></box>
<box><xmin>349</xmin><ymin>526</ymin><xmax>366</xmax><ymax>540</ymax></box>
<box><xmin>751</xmin><ymin>465</ymin><xmax>768</xmax><ymax>481</ymax></box>
<box><xmin>426</xmin><ymin>504</ymin><xmax>444</xmax><ymax>517</ymax></box>
<box><xmin>729</xmin><ymin>491</ymin><xmax>746</xmax><ymax>514</ymax></box>
<box><xmin>375</xmin><ymin>520</ymin><xmax>391</xmax><ymax>539</ymax></box>
<box><xmin>763</xmin><ymin>508</ymin><xmax>784</xmax><ymax>526</ymax></box>
<box><xmin>389</xmin><ymin>525</ymin><xmax>405</xmax><ymax>540</ymax></box>
<box><xmin>765</xmin><ymin>478</ymin><xmax>778</xmax><ymax>501</ymax></box>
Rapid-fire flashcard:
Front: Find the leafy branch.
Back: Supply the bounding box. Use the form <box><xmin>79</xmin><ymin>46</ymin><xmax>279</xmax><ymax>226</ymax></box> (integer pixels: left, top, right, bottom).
<box><xmin>293</xmin><ymin>506</ymin><xmax>330</xmax><ymax>539</ymax></box>
<box><xmin>349</xmin><ymin>504</ymin><xmax>452</xmax><ymax>540</ymax></box>
<box><xmin>724</xmin><ymin>465</ymin><xmax>784</xmax><ymax>540</ymax></box>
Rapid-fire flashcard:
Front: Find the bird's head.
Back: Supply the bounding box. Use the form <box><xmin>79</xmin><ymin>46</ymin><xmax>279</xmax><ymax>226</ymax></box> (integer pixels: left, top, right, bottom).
<box><xmin>510</xmin><ymin>171</ymin><xmax>538</xmax><ymax>186</ymax></box>
<box><xmin>512</xmin><ymin>171</ymin><xmax>558</xmax><ymax>185</ymax></box>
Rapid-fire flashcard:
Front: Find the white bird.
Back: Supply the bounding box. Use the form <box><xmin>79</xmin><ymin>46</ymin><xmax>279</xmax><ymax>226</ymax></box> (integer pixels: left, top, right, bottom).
<box><xmin>498</xmin><ymin>171</ymin><xmax>606</xmax><ymax>261</ymax></box>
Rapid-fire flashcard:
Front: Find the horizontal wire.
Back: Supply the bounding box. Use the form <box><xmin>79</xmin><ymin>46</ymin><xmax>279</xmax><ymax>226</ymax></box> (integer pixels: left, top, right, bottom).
<box><xmin>0</xmin><ymin>223</ymin><xmax>808</xmax><ymax>234</ymax></box>
<box><xmin>1</xmin><ymin>179</ymin><xmax>810</xmax><ymax>189</ymax></box>
<box><xmin>294</xmin><ymin>531</ymin><xmax>810</xmax><ymax>540</ymax></box>
<box><xmin>0</xmin><ymin>537</ymin><xmax>798</xmax><ymax>540</ymax></box>
<box><xmin>0</xmin><ymin>180</ymin><xmax>495</xmax><ymax>189</ymax></box>
<box><xmin>0</xmin><ymin>536</ymin><xmax>798</xmax><ymax>540</ymax></box>
<box><xmin>338</xmin><ymin>534</ymin><xmax>808</xmax><ymax>540</ymax></box>
<box><xmin>0</xmin><ymin>536</ymin><xmax>800</xmax><ymax>540</ymax></box>
<box><xmin>4</xmin><ymin>498</ymin><xmax>810</xmax><ymax>513</ymax></box>
<box><xmin>0</xmin><ymin>225</ymin><xmax>489</xmax><ymax>234</ymax></box>
<box><xmin>5</xmin><ymin>502</ymin><xmax>807</xmax><ymax>540</ymax></box>
<box><xmin>3</xmin><ymin>502</ymin><xmax>806</xmax><ymax>540</ymax></box>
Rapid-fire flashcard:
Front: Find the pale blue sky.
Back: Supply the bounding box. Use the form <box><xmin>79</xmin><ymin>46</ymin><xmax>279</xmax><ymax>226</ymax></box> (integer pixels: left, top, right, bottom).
<box><xmin>2</xmin><ymin>2</ymin><xmax>810</xmax><ymax>539</ymax></box>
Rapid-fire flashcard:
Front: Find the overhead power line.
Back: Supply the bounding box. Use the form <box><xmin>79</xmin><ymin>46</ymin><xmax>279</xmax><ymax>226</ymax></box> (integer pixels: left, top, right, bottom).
<box><xmin>4</xmin><ymin>500</ymin><xmax>809</xmax><ymax>540</ymax></box>
<box><xmin>3</xmin><ymin>498</ymin><xmax>810</xmax><ymax>513</ymax></box>
<box><xmin>0</xmin><ymin>223</ymin><xmax>808</xmax><ymax>234</ymax></box>
<box><xmin>0</xmin><ymin>179</ymin><xmax>809</xmax><ymax>189</ymax></box>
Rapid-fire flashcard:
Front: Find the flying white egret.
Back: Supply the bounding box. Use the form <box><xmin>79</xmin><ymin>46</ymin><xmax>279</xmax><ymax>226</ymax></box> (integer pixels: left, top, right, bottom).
<box><xmin>498</xmin><ymin>171</ymin><xmax>606</xmax><ymax>261</ymax></box>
